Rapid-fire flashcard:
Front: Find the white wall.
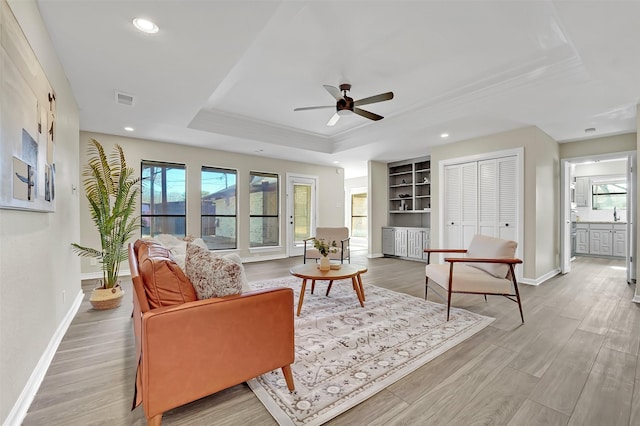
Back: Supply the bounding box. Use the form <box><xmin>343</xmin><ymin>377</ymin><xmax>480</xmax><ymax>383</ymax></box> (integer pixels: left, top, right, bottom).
<box><xmin>430</xmin><ymin>126</ymin><xmax>559</xmax><ymax>281</ymax></box>
<box><xmin>368</xmin><ymin>160</ymin><xmax>387</xmax><ymax>257</ymax></box>
<box><xmin>0</xmin><ymin>0</ymin><xmax>80</xmax><ymax>423</ymax></box>
<box><xmin>77</xmin><ymin>131</ymin><xmax>345</xmax><ymax>274</ymax></box>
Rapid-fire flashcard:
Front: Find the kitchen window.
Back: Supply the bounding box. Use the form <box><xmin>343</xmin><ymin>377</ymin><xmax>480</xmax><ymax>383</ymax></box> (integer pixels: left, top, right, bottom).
<box><xmin>592</xmin><ymin>180</ymin><xmax>626</xmax><ymax>210</ymax></box>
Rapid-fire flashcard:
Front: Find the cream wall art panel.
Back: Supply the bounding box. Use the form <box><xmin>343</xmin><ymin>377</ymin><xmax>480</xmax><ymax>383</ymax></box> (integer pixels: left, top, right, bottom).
<box><xmin>0</xmin><ymin>0</ymin><xmax>56</xmax><ymax>212</ymax></box>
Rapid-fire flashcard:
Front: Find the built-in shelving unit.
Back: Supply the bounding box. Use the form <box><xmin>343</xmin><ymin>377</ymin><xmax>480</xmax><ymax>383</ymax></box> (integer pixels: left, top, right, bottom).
<box><xmin>388</xmin><ymin>157</ymin><xmax>431</xmax><ymax>214</ymax></box>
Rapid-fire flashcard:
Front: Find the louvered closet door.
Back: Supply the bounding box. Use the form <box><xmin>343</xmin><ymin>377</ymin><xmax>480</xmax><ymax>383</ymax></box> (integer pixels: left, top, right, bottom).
<box><xmin>478</xmin><ymin>156</ymin><xmax>517</xmax><ymax>241</ymax></box>
<box><xmin>497</xmin><ymin>156</ymin><xmax>517</xmax><ymax>241</ymax></box>
<box><xmin>444</xmin><ymin>162</ymin><xmax>477</xmax><ymax>249</ymax></box>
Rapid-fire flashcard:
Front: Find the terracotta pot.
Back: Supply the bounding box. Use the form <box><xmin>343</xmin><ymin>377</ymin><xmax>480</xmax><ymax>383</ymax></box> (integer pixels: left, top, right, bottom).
<box><xmin>90</xmin><ymin>284</ymin><xmax>124</xmax><ymax>310</ymax></box>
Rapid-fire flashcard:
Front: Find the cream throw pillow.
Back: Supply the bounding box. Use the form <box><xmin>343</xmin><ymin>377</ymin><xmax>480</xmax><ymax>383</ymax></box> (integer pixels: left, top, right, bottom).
<box><xmin>185</xmin><ymin>243</ymin><xmax>242</xmax><ymax>299</ymax></box>
<box><xmin>465</xmin><ymin>234</ymin><xmax>517</xmax><ymax>278</ymax></box>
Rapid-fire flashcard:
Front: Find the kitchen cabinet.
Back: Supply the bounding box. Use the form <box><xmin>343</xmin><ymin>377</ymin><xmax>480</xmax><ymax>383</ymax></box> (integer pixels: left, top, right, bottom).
<box><xmin>612</xmin><ymin>224</ymin><xmax>627</xmax><ymax>257</ymax></box>
<box><xmin>574</xmin><ymin>177</ymin><xmax>590</xmax><ymax>207</ymax></box>
<box><xmin>589</xmin><ymin>224</ymin><xmax>612</xmax><ymax>256</ymax></box>
<box><xmin>575</xmin><ymin>222</ymin><xmax>626</xmax><ymax>257</ymax></box>
<box><xmin>576</xmin><ymin>224</ymin><xmax>589</xmax><ymax>254</ymax></box>
<box><xmin>382</xmin><ymin>227</ymin><xmax>430</xmax><ymax>262</ymax></box>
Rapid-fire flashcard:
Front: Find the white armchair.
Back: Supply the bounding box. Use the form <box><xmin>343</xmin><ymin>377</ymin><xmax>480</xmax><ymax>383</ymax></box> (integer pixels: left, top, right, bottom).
<box><xmin>303</xmin><ymin>227</ymin><xmax>351</xmax><ymax>264</ymax></box>
<box><xmin>424</xmin><ymin>234</ymin><xmax>524</xmax><ymax>323</ymax></box>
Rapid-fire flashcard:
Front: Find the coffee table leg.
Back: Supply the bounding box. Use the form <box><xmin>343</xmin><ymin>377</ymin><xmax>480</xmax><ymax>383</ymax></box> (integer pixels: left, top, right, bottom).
<box><xmin>352</xmin><ymin>277</ymin><xmax>364</xmax><ymax>307</ymax></box>
<box><xmin>357</xmin><ymin>273</ymin><xmax>365</xmax><ymax>301</ymax></box>
<box><xmin>325</xmin><ymin>280</ymin><xmax>334</xmax><ymax>296</ymax></box>
<box><xmin>297</xmin><ymin>279</ymin><xmax>307</xmax><ymax>316</ymax></box>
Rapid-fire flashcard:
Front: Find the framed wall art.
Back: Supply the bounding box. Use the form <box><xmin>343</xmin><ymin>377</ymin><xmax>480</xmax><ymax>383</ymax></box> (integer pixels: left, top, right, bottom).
<box><xmin>0</xmin><ymin>0</ymin><xmax>56</xmax><ymax>212</ymax></box>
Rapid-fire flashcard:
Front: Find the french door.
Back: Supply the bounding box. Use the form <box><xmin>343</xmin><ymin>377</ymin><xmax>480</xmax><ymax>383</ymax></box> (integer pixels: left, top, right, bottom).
<box><xmin>286</xmin><ymin>174</ymin><xmax>318</xmax><ymax>257</ymax></box>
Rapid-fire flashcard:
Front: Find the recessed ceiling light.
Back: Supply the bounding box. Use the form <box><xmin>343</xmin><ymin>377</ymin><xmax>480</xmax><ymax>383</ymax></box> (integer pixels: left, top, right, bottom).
<box><xmin>132</xmin><ymin>18</ymin><xmax>159</xmax><ymax>34</ymax></box>
<box><xmin>124</xmin><ymin>126</ymin><xmax>134</xmax><ymax>132</ymax></box>
<box><xmin>585</xmin><ymin>127</ymin><xmax>596</xmax><ymax>133</ymax></box>
<box><xmin>332</xmin><ymin>161</ymin><xmax>340</xmax><ymax>164</ymax></box>
<box><xmin>440</xmin><ymin>133</ymin><xmax>449</xmax><ymax>138</ymax></box>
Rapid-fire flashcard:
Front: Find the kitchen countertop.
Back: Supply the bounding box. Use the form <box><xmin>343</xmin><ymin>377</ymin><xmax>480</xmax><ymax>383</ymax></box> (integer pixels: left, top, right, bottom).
<box><xmin>575</xmin><ymin>221</ymin><xmax>627</xmax><ymax>224</ymax></box>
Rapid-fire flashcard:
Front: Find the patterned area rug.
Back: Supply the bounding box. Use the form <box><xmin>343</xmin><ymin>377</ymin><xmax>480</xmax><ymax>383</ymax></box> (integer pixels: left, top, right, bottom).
<box><xmin>247</xmin><ymin>276</ymin><xmax>494</xmax><ymax>426</ymax></box>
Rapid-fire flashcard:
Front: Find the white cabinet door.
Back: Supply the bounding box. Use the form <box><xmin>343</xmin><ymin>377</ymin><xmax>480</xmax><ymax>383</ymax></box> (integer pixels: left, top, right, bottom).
<box><xmin>613</xmin><ymin>227</ymin><xmax>627</xmax><ymax>257</ymax></box>
<box><xmin>589</xmin><ymin>225</ymin><xmax>612</xmax><ymax>256</ymax></box>
<box><xmin>395</xmin><ymin>228</ymin><xmax>408</xmax><ymax>257</ymax></box>
<box><xmin>407</xmin><ymin>228</ymin><xmax>423</xmax><ymax>259</ymax></box>
<box><xmin>382</xmin><ymin>228</ymin><xmax>395</xmax><ymax>255</ymax></box>
<box><xmin>575</xmin><ymin>177</ymin><xmax>590</xmax><ymax>207</ymax></box>
<box><xmin>576</xmin><ymin>228</ymin><xmax>589</xmax><ymax>254</ymax></box>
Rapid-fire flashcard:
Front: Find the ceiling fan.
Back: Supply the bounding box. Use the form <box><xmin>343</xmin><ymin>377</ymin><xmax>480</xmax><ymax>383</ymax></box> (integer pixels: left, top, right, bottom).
<box><xmin>294</xmin><ymin>83</ymin><xmax>394</xmax><ymax>126</ymax></box>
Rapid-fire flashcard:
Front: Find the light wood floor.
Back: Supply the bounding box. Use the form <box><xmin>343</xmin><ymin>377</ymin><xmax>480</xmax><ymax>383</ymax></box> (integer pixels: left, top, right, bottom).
<box><xmin>22</xmin><ymin>252</ymin><xmax>640</xmax><ymax>425</ymax></box>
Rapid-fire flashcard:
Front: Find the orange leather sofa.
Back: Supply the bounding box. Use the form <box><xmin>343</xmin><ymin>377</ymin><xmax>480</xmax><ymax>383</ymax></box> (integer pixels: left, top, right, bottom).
<box><xmin>128</xmin><ymin>240</ymin><xmax>295</xmax><ymax>425</ymax></box>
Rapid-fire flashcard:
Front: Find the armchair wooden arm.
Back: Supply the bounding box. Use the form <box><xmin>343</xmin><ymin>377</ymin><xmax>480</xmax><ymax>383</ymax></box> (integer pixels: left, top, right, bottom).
<box><xmin>444</xmin><ymin>257</ymin><xmax>523</xmax><ymax>264</ymax></box>
<box><xmin>423</xmin><ymin>248</ymin><xmax>467</xmax><ymax>264</ymax></box>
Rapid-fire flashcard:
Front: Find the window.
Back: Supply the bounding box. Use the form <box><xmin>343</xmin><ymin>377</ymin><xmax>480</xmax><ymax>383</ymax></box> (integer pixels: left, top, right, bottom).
<box><xmin>201</xmin><ymin>167</ymin><xmax>237</xmax><ymax>250</ymax></box>
<box><xmin>250</xmin><ymin>172</ymin><xmax>279</xmax><ymax>247</ymax></box>
<box><xmin>141</xmin><ymin>161</ymin><xmax>186</xmax><ymax>237</ymax></box>
<box><xmin>351</xmin><ymin>192</ymin><xmax>367</xmax><ymax>238</ymax></box>
<box><xmin>592</xmin><ymin>180</ymin><xmax>627</xmax><ymax>210</ymax></box>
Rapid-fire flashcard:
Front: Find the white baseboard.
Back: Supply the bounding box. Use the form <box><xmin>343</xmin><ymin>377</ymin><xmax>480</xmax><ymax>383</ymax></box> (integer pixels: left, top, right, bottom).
<box><xmin>242</xmin><ymin>253</ymin><xmax>288</xmax><ymax>263</ymax></box>
<box><xmin>368</xmin><ymin>253</ymin><xmax>384</xmax><ymax>259</ymax></box>
<box><xmin>80</xmin><ymin>269</ymin><xmax>131</xmax><ymax>281</ymax></box>
<box><xmin>519</xmin><ymin>268</ymin><xmax>561</xmax><ymax>286</ymax></box>
<box><xmin>3</xmin><ymin>289</ymin><xmax>84</xmax><ymax>426</ymax></box>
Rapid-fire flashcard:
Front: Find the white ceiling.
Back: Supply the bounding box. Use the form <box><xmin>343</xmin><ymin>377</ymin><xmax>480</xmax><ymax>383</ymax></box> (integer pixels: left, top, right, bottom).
<box><xmin>36</xmin><ymin>1</ymin><xmax>639</xmax><ymax>178</ymax></box>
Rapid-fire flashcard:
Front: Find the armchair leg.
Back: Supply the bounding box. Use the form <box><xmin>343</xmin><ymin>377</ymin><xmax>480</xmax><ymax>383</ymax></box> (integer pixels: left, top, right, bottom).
<box><xmin>311</xmin><ymin>280</ymin><xmax>315</xmax><ymax>294</ymax></box>
<box><xmin>446</xmin><ymin>288</ymin><xmax>452</xmax><ymax>321</ymax></box>
<box><xmin>425</xmin><ymin>277</ymin><xmax>429</xmax><ymax>300</ymax></box>
<box><xmin>513</xmin><ymin>283</ymin><xmax>525</xmax><ymax>323</ymax></box>
<box><xmin>282</xmin><ymin>365</ymin><xmax>295</xmax><ymax>391</ymax></box>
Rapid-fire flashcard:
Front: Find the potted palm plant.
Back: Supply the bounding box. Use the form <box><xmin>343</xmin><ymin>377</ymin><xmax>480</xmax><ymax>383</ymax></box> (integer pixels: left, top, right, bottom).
<box><xmin>72</xmin><ymin>138</ymin><xmax>141</xmax><ymax>310</ymax></box>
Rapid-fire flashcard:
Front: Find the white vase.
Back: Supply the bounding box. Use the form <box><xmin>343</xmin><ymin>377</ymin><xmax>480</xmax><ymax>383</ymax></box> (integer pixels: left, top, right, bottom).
<box><xmin>319</xmin><ymin>256</ymin><xmax>330</xmax><ymax>271</ymax></box>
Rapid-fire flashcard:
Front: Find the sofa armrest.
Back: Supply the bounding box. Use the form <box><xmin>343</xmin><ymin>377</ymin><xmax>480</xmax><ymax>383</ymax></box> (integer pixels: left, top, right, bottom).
<box><xmin>139</xmin><ymin>287</ymin><xmax>294</xmax><ymax>419</ymax></box>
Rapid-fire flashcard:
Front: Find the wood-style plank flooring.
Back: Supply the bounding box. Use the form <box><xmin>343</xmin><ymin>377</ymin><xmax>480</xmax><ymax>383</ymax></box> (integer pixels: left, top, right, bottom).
<box><xmin>22</xmin><ymin>252</ymin><xmax>640</xmax><ymax>425</ymax></box>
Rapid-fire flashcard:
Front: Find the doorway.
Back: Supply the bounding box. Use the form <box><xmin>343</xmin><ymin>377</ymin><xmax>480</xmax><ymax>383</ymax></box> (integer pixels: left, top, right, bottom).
<box><xmin>347</xmin><ymin>188</ymin><xmax>368</xmax><ymax>250</ymax></box>
<box><xmin>560</xmin><ymin>152</ymin><xmax>636</xmax><ymax>285</ymax></box>
<box><xmin>286</xmin><ymin>174</ymin><xmax>318</xmax><ymax>257</ymax></box>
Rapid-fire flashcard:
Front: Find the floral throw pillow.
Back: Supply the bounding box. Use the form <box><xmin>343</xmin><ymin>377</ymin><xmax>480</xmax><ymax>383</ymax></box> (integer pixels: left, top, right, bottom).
<box><xmin>185</xmin><ymin>243</ymin><xmax>242</xmax><ymax>299</ymax></box>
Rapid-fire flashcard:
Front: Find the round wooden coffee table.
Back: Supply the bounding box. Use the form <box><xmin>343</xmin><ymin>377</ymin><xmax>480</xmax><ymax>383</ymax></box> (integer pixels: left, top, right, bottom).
<box><xmin>289</xmin><ymin>264</ymin><xmax>364</xmax><ymax>316</ymax></box>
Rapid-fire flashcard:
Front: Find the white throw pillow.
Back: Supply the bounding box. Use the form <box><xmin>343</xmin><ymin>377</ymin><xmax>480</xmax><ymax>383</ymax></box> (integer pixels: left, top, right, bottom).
<box><xmin>465</xmin><ymin>234</ymin><xmax>517</xmax><ymax>278</ymax></box>
<box><xmin>222</xmin><ymin>252</ymin><xmax>251</xmax><ymax>293</ymax></box>
<box><xmin>185</xmin><ymin>243</ymin><xmax>242</xmax><ymax>299</ymax></box>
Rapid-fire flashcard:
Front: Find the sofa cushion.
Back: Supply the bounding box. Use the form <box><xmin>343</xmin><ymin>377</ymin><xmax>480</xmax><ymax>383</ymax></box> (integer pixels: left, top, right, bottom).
<box><xmin>136</xmin><ymin>240</ymin><xmax>198</xmax><ymax>308</ymax></box>
<box><xmin>465</xmin><ymin>234</ymin><xmax>517</xmax><ymax>278</ymax></box>
<box><xmin>185</xmin><ymin>243</ymin><xmax>242</xmax><ymax>299</ymax></box>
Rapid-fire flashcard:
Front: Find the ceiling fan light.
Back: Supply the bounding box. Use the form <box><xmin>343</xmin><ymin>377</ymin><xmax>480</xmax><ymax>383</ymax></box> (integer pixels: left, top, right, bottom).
<box><xmin>337</xmin><ymin>109</ymin><xmax>352</xmax><ymax>116</ymax></box>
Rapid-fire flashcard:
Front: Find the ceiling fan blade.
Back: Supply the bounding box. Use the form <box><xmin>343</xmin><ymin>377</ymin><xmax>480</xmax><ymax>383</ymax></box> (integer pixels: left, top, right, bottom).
<box><xmin>294</xmin><ymin>105</ymin><xmax>334</xmax><ymax>111</ymax></box>
<box><xmin>354</xmin><ymin>107</ymin><xmax>383</xmax><ymax>121</ymax></box>
<box><xmin>327</xmin><ymin>113</ymin><xmax>340</xmax><ymax>126</ymax></box>
<box><xmin>323</xmin><ymin>85</ymin><xmax>343</xmax><ymax>101</ymax></box>
<box><xmin>354</xmin><ymin>91</ymin><xmax>394</xmax><ymax>107</ymax></box>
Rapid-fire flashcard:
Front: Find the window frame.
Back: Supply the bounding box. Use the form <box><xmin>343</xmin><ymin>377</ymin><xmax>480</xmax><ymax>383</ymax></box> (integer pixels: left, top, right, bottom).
<box><xmin>201</xmin><ymin>166</ymin><xmax>238</xmax><ymax>250</ymax></box>
<box><xmin>591</xmin><ymin>179</ymin><xmax>627</xmax><ymax>210</ymax></box>
<box><xmin>140</xmin><ymin>160</ymin><xmax>187</xmax><ymax>238</ymax></box>
<box><xmin>249</xmin><ymin>171</ymin><xmax>280</xmax><ymax>248</ymax></box>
